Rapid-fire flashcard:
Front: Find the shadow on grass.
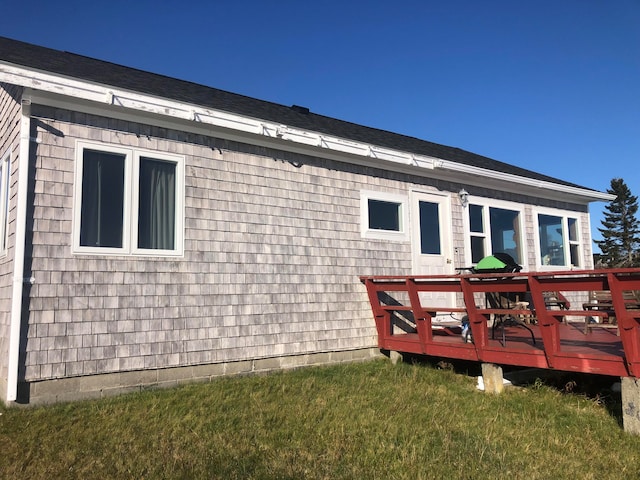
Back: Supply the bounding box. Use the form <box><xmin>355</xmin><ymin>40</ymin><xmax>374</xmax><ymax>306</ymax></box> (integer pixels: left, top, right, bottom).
<box><xmin>523</xmin><ymin>371</ymin><xmax>623</xmax><ymax>427</ymax></box>
<box><xmin>388</xmin><ymin>351</ymin><xmax>624</xmax><ymax>427</ymax></box>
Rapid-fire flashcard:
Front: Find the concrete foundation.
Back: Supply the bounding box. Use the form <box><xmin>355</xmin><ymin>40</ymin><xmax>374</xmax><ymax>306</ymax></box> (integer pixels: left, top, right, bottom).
<box><xmin>11</xmin><ymin>348</ymin><xmax>381</xmax><ymax>406</ymax></box>
<box><xmin>621</xmin><ymin>376</ymin><xmax>640</xmax><ymax>435</ymax></box>
<box><xmin>389</xmin><ymin>350</ymin><xmax>403</xmax><ymax>365</ymax></box>
<box><xmin>481</xmin><ymin>363</ymin><xmax>505</xmax><ymax>394</ymax></box>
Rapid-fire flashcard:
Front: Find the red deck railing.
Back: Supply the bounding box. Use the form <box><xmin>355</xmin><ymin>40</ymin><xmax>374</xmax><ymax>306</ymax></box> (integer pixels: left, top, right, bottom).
<box><xmin>360</xmin><ymin>268</ymin><xmax>640</xmax><ymax>378</ymax></box>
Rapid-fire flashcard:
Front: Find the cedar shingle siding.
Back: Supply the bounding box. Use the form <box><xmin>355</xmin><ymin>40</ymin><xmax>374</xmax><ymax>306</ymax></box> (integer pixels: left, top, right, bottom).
<box><xmin>23</xmin><ymin>106</ymin><xmax>397</xmax><ymax>390</ymax></box>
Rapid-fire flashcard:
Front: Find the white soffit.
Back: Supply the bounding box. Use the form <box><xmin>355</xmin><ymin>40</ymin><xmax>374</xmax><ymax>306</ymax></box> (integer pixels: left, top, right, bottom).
<box><xmin>0</xmin><ymin>61</ymin><xmax>613</xmax><ymax>203</ymax></box>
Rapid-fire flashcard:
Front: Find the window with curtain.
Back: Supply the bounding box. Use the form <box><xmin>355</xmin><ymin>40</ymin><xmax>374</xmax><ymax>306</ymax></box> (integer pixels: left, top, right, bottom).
<box><xmin>80</xmin><ymin>150</ymin><xmax>125</xmax><ymax>248</ymax></box>
<box><xmin>138</xmin><ymin>158</ymin><xmax>176</xmax><ymax>250</ymax></box>
<box><xmin>75</xmin><ymin>143</ymin><xmax>183</xmax><ymax>256</ymax></box>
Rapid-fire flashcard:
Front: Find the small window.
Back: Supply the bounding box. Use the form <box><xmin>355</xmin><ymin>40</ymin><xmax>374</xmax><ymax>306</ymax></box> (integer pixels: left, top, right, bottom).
<box><xmin>0</xmin><ymin>151</ymin><xmax>10</xmax><ymax>253</ymax></box>
<box><xmin>470</xmin><ymin>236</ymin><xmax>485</xmax><ymax>264</ymax></box>
<box><xmin>568</xmin><ymin>218</ymin><xmax>580</xmax><ymax>267</ymax></box>
<box><xmin>469</xmin><ymin>204</ymin><xmax>484</xmax><ymax>233</ymax></box>
<box><xmin>74</xmin><ymin>142</ymin><xmax>184</xmax><ymax>256</ymax></box>
<box><xmin>368</xmin><ymin>199</ymin><xmax>400</xmax><ymax>232</ymax></box>
<box><xmin>469</xmin><ymin>204</ymin><xmax>486</xmax><ymax>263</ymax></box>
<box><xmin>360</xmin><ymin>191</ymin><xmax>409</xmax><ymax>241</ymax></box>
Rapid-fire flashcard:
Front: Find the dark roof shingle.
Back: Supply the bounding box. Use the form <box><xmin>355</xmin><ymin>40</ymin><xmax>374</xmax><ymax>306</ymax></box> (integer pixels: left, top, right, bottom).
<box><xmin>0</xmin><ymin>36</ymin><xmax>590</xmax><ymax>190</ymax></box>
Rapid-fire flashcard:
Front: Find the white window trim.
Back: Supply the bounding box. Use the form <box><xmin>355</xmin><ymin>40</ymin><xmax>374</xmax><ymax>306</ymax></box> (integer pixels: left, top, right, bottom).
<box><xmin>462</xmin><ymin>196</ymin><xmax>527</xmax><ymax>269</ymax></box>
<box><xmin>0</xmin><ymin>149</ymin><xmax>10</xmax><ymax>255</ymax></box>
<box><xmin>360</xmin><ymin>190</ymin><xmax>409</xmax><ymax>242</ymax></box>
<box><xmin>533</xmin><ymin>207</ymin><xmax>582</xmax><ymax>270</ymax></box>
<box><xmin>73</xmin><ymin>141</ymin><xmax>185</xmax><ymax>257</ymax></box>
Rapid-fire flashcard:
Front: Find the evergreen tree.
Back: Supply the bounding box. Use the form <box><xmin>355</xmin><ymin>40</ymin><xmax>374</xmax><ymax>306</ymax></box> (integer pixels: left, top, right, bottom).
<box><xmin>597</xmin><ymin>178</ymin><xmax>640</xmax><ymax>267</ymax></box>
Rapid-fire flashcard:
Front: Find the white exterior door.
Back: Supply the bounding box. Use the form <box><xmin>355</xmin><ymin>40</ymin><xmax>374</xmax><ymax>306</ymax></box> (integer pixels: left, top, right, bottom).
<box><xmin>411</xmin><ymin>191</ymin><xmax>455</xmax><ymax>307</ymax></box>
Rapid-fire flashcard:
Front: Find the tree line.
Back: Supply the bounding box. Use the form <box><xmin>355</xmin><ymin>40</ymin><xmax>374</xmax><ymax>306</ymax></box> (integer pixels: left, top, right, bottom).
<box><xmin>597</xmin><ymin>178</ymin><xmax>640</xmax><ymax>268</ymax></box>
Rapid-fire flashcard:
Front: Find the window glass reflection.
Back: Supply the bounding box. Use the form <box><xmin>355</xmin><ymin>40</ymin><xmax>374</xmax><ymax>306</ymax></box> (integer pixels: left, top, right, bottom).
<box><xmin>538</xmin><ymin>214</ymin><xmax>565</xmax><ymax>265</ymax></box>
<box><xmin>489</xmin><ymin>207</ymin><xmax>521</xmax><ymax>264</ymax></box>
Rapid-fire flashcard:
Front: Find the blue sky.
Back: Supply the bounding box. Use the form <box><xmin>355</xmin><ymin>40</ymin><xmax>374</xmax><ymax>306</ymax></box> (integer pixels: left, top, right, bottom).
<box><xmin>2</xmin><ymin>0</ymin><xmax>639</xmax><ymax>250</ymax></box>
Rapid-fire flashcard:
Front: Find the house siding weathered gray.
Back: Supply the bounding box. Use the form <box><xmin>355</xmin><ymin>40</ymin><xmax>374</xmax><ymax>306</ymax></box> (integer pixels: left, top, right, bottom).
<box><xmin>21</xmin><ymin>105</ymin><xmax>404</xmax><ymax>400</ymax></box>
<box><xmin>8</xmin><ymin>103</ymin><xmax>594</xmax><ymax>403</ymax></box>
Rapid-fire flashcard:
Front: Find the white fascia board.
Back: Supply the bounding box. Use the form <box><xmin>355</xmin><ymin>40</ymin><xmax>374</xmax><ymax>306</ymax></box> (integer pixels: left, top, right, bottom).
<box><xmin>0</xmin><ymin>61</ymin><xmax>610</xmax><ymax>203</ymax></box>
<box><xmin>437</xmin><ymin>159</ymin><xmax>615</xmax><ymax>202</ymax></box>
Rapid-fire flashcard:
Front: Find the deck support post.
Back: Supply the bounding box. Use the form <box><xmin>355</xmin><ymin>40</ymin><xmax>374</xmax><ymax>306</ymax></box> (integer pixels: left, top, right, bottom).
<box><xmin>481</xmin><ymin>363</ymin><xmax>505</xmax><ymax>394</ymax></box>
<box><xmin>388</xmin><ymin>350</ymin><xmax>403</xmax><ymax>365</ymax></box>
<box><xmin>621</xmin><ymin>377</ymin><xmax>640</xmax><ymax>435</ymax></box>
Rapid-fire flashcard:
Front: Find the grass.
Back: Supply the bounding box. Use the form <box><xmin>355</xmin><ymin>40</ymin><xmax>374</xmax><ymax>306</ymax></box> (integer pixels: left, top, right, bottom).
<box><xmin>1</xmin><ymin>359</ymin><xmax>640</xmax><ymax>479</ymax></box>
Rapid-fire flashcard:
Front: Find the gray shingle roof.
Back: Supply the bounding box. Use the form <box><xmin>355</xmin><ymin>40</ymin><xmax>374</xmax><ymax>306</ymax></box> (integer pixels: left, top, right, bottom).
<box><xmin>0</xmin><ymin>36</ymin><xmax>591</xmax><ymax>190</ymax></box>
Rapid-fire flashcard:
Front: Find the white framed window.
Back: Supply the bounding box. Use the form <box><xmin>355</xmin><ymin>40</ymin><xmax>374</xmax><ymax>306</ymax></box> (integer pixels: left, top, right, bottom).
<box><xmin>535</xmin><ymin>208</ymin><xmax>581</xmax><ymax>268</ymax></box>
<box><xmin>73</xmin><ymin>141</ymin><xmax>184</xmax><ymax>256</ymax></box>
<box><xmin>567</xmin><ymin>218</ymin><xmax>581</xmax><ymax>267</ymax></box>
<box><xmin>360</xmin><ymin>190</ymin><xmax>409</xmax><ymax>241</ymax></box>
<box><xmin>0</xmin><ymin>150</ymin><xmax>10</xmax><ymax>254</ymax></box>
<box><xmin>463</xmin><ymin>198</ymin><xmax>525</xmax><ymax>267</ymax></box>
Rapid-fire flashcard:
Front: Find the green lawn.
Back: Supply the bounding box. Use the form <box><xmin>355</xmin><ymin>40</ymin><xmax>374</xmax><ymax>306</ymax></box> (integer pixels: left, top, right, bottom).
<box><xmin>1</xmin><ymin>359</ymin><xmax>639</xmax><ymax>479</ymax></box>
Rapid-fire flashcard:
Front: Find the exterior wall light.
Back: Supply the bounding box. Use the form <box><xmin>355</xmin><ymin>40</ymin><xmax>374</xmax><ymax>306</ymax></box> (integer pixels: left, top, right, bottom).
<box><xmin>458</xmin><ymin>188</ymin><xmax>469</xmax><ymax>208</ymax></box>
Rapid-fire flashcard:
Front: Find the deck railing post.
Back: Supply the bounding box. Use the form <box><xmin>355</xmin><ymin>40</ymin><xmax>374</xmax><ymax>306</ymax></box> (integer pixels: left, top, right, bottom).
<box><xmin>363</xmin><ymin>279</ymin><xmax>392</xmax><ymax>348</ymax></box>
<box><xmin>528</xmin><ymin>275</ymin><xmax>558</xmax><ymax>370</ymax></box>
<box><xmin>609</xmin><ymin>273</ymin><xmax>640</xmax><ymax>377</ymax></box>
<box><xmin>460</xmin><ymin>277</ymin><xmax>487</xmax><ymax>352</ymax></box>
<box><xmin>407</xmin><ymin>278</ymin><xmax>432</xmax><ymax>346</ymax></box>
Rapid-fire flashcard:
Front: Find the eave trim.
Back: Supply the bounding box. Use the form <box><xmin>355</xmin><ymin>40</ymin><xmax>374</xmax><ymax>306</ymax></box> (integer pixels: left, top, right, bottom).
<box><xmin>0</xmin><ymin>61</ymin><xmax>612</xmax><ymax>203</ymax></box>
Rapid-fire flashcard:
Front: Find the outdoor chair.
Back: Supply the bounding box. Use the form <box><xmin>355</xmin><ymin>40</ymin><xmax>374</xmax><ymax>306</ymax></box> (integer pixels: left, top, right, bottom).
<box><xmin>472</xmin><ymin>253</ymin><xmax>535</xmax><ymax>346</ymax></box>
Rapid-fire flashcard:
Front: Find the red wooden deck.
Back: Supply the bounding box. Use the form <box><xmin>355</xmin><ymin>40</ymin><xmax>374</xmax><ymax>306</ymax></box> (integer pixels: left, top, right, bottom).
<box><xmin>360</xmin><ymin>269</ymin><xmax>640</xmax><ymax>378</ymax></box>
